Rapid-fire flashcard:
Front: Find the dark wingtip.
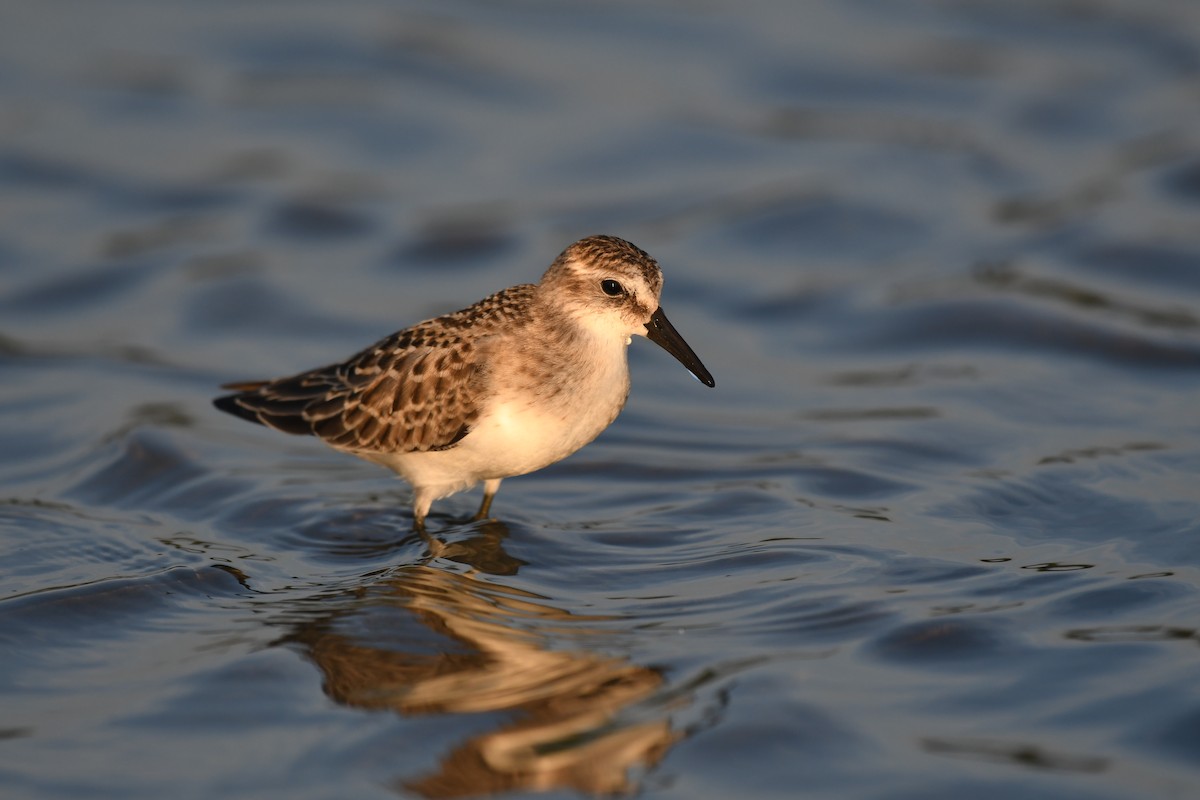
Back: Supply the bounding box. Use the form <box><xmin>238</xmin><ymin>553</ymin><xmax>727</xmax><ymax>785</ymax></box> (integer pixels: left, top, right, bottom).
<box><xmin>213</xmin><ymin>392</ymin><xmax>266</xmax><ymax>426</ymax></box>
<box><xmin>220</xmin><ymin>380</ymin><xmax>268</xmax><ymax>392</ymax></box>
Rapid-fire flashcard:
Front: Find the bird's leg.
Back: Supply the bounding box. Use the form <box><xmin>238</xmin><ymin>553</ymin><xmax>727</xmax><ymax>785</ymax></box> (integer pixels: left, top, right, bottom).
<box><xmin>473</xmin><ymin>478</ymin><xmax>502</xmax><ymax>520</ymax></box>
<box><xmin>410</xmin><ymin>493</ymin><xmax>445</xmax><ymax>556</ymax></box>
<box><xmin>412</xmin><ymin>490</ymin><xmax>434</xmax><ymax>533</ymax></box>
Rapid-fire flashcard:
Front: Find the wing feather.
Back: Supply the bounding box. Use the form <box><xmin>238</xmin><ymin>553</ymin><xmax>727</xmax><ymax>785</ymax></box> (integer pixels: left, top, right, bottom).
<box><xmin>213</xmin><ymin>284</ymin><xmax>535</xmax><ymax>453</ymax></box>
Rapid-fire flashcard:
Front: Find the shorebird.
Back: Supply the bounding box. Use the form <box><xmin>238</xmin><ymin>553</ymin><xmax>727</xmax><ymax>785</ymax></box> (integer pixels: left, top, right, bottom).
<box><xmin>214</xmin><ymin>235</ymin><xmax>715</xmax><ymax>529</ymax></box>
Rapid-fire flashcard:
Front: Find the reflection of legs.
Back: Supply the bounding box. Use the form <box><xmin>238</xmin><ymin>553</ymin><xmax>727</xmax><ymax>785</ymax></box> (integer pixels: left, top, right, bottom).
<box><xmin>474</xmin><ymin>478</ymin><xmax>502</xmax><ymax>520</ymax></box>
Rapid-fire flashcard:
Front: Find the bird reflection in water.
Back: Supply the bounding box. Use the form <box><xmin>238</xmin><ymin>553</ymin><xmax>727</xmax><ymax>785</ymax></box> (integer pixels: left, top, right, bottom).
<box><xmin>280</xmin><ymin>520</ymin><xmax>679</xmax><ymax>797</ymax></box>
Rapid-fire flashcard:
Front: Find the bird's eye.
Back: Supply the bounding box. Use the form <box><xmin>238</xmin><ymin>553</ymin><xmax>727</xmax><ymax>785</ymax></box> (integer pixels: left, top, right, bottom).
<box><xmin>601</xmin><ymin>279</ymin><xmax>624</xmax><ymax>297</ymax></box>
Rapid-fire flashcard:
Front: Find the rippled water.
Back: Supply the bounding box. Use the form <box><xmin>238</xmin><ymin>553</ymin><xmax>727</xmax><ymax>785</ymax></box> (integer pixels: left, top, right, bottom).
<box><xmin>3</xmin><ymin>1</ymin><xmax>1200</xmax><ymax>798</ymax></box>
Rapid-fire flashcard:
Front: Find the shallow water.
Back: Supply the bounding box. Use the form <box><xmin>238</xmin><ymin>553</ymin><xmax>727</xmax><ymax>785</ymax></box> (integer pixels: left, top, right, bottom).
<box><xmin>3</xmin><ymin>1</ymin><xmax>1200</xmax><ymax>798</ymax></box>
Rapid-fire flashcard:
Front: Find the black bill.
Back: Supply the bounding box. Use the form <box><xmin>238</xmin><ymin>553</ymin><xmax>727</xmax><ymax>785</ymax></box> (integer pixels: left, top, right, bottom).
<box><xmin>645</xmin><ymin>307</ymin><xmax>716</xmax><ymax>388</ymax></box>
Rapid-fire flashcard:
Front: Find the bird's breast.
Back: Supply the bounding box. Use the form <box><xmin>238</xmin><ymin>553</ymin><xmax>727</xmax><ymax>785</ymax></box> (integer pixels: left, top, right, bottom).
<box><xmin>463</xmin><ymin>338</ymin><xmax>631</xmax><ymax>478</ymax></box>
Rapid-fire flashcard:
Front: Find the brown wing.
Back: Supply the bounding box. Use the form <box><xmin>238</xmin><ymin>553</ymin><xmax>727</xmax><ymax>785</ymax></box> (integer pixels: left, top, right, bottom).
<box><xmin>214</xmin><ymin>284</ymin><xmax>534</xmax><ymax>453</ymax></box>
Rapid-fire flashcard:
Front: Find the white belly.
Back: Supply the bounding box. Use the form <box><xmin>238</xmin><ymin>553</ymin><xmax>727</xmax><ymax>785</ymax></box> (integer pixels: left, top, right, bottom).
<box><xmin>363</xmin><ymin>344</ymin><xmax>631</xmax><ymax>499</ymax></box>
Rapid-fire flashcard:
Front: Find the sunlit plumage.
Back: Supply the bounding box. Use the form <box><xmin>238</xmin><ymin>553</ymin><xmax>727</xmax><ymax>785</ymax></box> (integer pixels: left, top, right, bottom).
<box><xmin>214</xmin><ymin>235</ymin><xmax>714</xmax><ymax>529</ymax></box>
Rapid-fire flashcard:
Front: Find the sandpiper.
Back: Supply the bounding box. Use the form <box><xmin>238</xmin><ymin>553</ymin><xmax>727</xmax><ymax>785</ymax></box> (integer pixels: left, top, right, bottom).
<box><xmin>214</xmin><ymin>235</ymin><xmax>715</xmax><ymax>529</ymax></box>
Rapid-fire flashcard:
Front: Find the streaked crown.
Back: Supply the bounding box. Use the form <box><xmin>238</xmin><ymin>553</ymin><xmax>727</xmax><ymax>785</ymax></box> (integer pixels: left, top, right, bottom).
<box><xmin>539</xmin><ymin>235</ymin><xmax>666</xmax><ymax>336</ymax></box>
<box><xmin>550</xmin><ymin>235</ymin><xmax>663</xmax><ymax>294</ymax></box>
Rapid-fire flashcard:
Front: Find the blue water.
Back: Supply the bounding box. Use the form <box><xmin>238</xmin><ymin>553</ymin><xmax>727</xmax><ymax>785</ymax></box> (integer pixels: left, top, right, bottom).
<box><xmin>3</xmin><ymin>1</ymin><xmax>1200</xmax><ymax>798</ymax></box>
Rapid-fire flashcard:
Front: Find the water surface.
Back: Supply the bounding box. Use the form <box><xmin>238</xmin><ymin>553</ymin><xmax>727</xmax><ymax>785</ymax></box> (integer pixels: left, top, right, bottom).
<box><xmin>3</xmin><ymin>1</ymin><xmax>1200</xmax><ymax>798</ymax></box>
